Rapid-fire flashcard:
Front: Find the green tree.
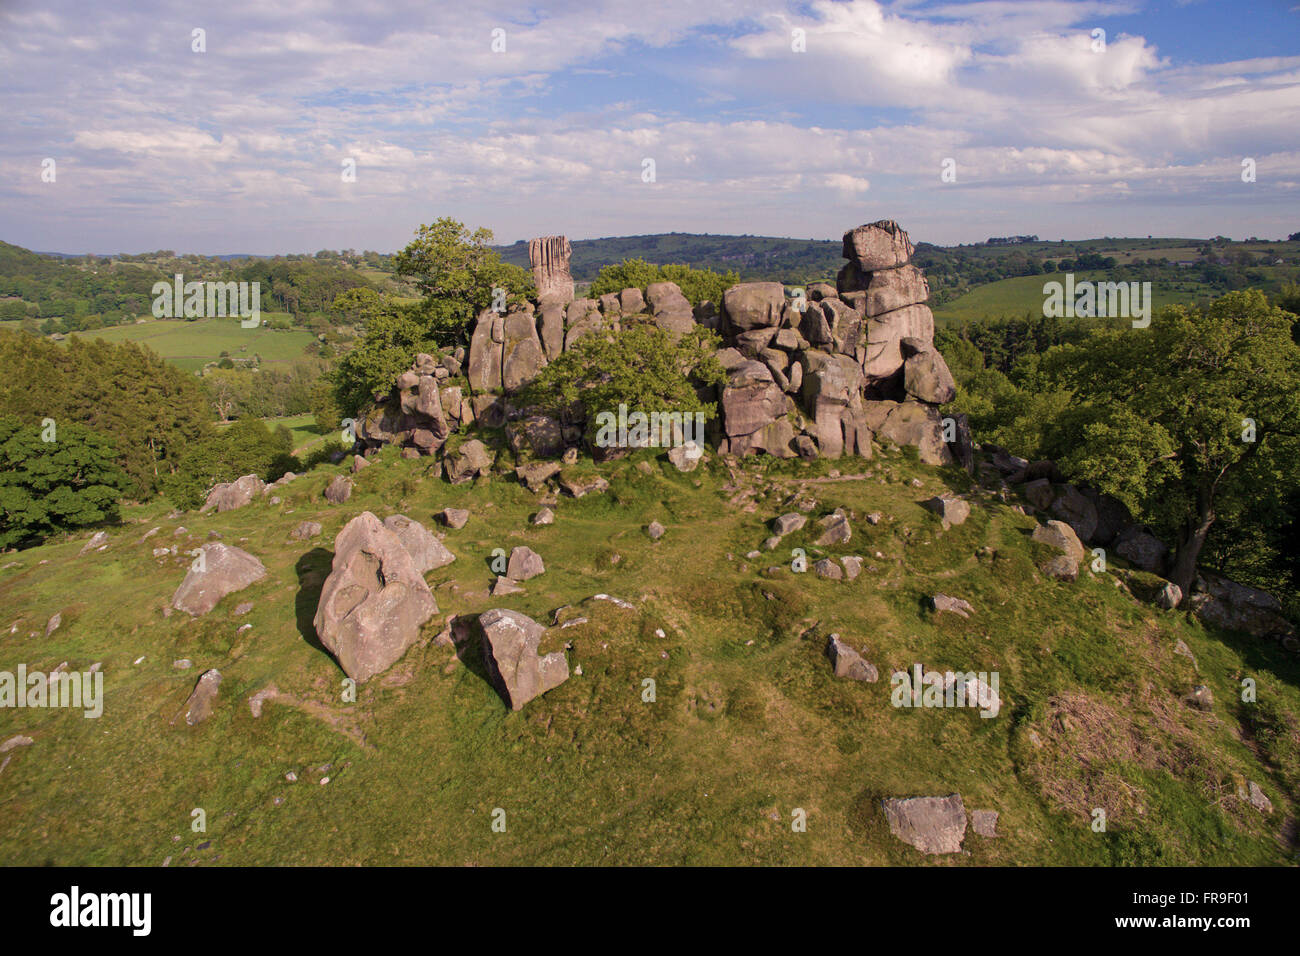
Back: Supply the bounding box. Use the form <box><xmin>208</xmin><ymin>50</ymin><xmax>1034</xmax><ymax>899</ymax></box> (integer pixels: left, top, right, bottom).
<box><xmin>393</xmin><ymin>218</ymin><xmax>534</xmax><ymax>343</ymax></box>
<box><xmin>329</xmin><ymin>307</ymin><xmax>439</xmax><ymax>417</ymax></box>
<box><xmin>0</xmin><ymin>417</ymin><xmax>128</xmax><ymax>549</ymax></box>
<box><xmin>1039</xmin><ymin>290</ymin><xmax>1300</xmax><ymax>597</ymax></box>
<box><xmin>517</xmin><ymin>321</ymin><xmax>725</xmax><ymax>446</ymax></box>
<box><xmin>161</xmin><ymin>418</ymin><xmax>297</xmax><ymax>510</ymax></box>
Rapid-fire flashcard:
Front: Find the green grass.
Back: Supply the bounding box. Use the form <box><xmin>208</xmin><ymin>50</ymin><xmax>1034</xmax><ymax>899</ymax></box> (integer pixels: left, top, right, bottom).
<box><xmin>931</xmin><ymin>272</ymin><xmax>1204</xmax><ymax>324</ymax></box>
<box><xmin>63</xmin><ymin>316</ymin><xmax>315</xmax><ymax>371</ymax></box>
<box><xmin>0</xmin><ymin>444</ymin><xmax>1296</xmax><ymax>866</ymax></box>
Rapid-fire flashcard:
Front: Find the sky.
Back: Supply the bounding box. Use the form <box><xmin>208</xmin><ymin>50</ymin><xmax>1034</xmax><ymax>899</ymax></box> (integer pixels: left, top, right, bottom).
<box><xmin>1</xmin><ymin>0</ymin><xmax>1298</xmax><ymax>254</ymax></box>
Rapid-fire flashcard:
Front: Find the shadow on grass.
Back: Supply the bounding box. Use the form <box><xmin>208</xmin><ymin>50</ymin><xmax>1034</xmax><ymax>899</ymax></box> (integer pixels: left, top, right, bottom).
<box><xmin>294</xmin><ymin>547</ymin><xmax>333</xmax><ymax>656</ymax></box>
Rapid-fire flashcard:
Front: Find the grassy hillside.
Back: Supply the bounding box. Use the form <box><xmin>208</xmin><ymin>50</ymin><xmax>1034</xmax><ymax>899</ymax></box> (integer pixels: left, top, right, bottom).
<box><xmin>63</xmin><ymin>317</ymin><xmax>316</xmax><ymax>372</ymax></box>
<box><xmin>1</xmin><ymin>444</ymin><xmax>1295</xmax><ymax>865</ymax></box>
<box><xmin>931</xmin><ymin>273</ymin><xmax>1208</xmax><ymax>324</ymax></box>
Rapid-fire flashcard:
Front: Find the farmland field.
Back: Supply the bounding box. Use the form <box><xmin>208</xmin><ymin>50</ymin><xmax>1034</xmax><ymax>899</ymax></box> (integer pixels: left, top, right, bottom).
<box><xmin>931</xmin><ymin>272</ymin><xmax>1207</xmax><ymax>324</ymax></box>
<box><xmin>63</xmin><ymin>316</ymin><xmax>316</xmax><ymax>372</ymax></box>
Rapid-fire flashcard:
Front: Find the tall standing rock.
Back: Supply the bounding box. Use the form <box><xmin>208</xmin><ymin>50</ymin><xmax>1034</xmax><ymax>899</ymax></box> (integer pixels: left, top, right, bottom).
<box><xmin>529</xmin><ymin>236</ymin><xmax>575</xmax><ymax>304</ymax></box>
<box><xmin>313</xmin><ymin>512</ymin><xmax>438</xmax><ymax>683</ymax></box>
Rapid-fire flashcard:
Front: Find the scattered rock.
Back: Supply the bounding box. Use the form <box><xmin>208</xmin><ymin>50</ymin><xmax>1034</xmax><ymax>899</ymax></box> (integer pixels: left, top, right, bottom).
<box><xmin>667</xmin><ymin>442</ymin><xmax>703</xmax><ymax>472</ymax></box>
<box><xmin>814</xmin><ymin>558</ymin><xmax>843</xmax><ymax>580</ymax></box>
<box><xmin>558</xmin><ymin>473</ymin><xmax>610</xmax><ymax>498</ymax></box>
<box><xmin>492</xmin><ymin>575</ymin><xmax>525</xmax><ymax>596</ymax></box>
<box><xmin>439</xmin><ymin>508</ymin><xmax>470</xmax><ymax>529</ymax></box>
<box><xmin>646</xmin><ymin>521</ymin><xmax>666</xmax><ymax>541</ymax></box>
<box><xmin>773</xmin><ymin>512</ymin><xmax>807</xmax><ymax>535</ymax></box>
<box><xmin>815</xmin><ymin>509</ymin><xmax>852</xmax><ymax>546</ymax></box>
<box><xmin>290</xmin><ymin>520</ymin><xmax>323</xmax><ymax>540</ymax></box>
<box><xmin>882</xmin><ymin>794</ymin><xmax>967</xmax><ymax>855</ymax></box>
<box><xmin>971</xmin><ymin>810</ymin><xmax>999</xmax><ymax>838</ymax></box>
<box><xmin>200</xmin><ymin>475</ymin><xmax>266</xmax><ymax>513</ymax></box>
<box><xmin>1247</xmin><ymin>781</ymin><xmax>1272</xmax><ymax>814</ymax></box>
<box><xmin>516</xmin><ymin>460</ymin><xmax>561</xmax><ymax>492</ymax></box>
<box><xmin>0</xmin><ymin>735</ymin><xmax>34</xmax><ymax>753</ymax></box>
<box><xmin>506</xmin><ymin>546</ymin><xmax>545</xmax><ymax>581</ymax></box>
<box><xmin>44</xmin><ymin>613</ymin><xmax>61</xmax><ymax>637</ymax></box>
<box><xmin>351</xmin><ymin>455</ymin><xmax>370</xmax><ymax>473</ymax></box>
<box><xmin>1031</xmin><ymin>520</ymin><xmax>1086</xmax><ymax>564</ymax></box>
<box><xmin>931</xmin><ymin>594</ymin><xmax>974</xmax><ymax>618</ymax></box>
<box><xmin>323</xmin><ymin>475</ymin><xmax>353</xmax><ymax>504</ymax></box>
<box><xmin>444</xmin><ymin>440</ymin><xmax>493</xmax><ymax>485</ymax></box>
<box><xmin>181</xmin><ymin>669</ymin><xmax>222</xmax><ymax>726</ymax></box>
<box><xmin>841</xmin><ymin>556</ymin><xmax>863</xmax><ymax>580</ymax></box>
<box><xmin>1040</xmin><ymin>554</ymin><xmax>1079</xmax><ymax>582</ymax></box>
<box><xmin>1154</xmin><ymin>581</ymin><xmax>1182</xmax><ymax>610</ymax></box>
<box><xmin>826</xmin><ymin>634</ymin><xmax>877</xmax><ymax>682</ymax></box>
<box><xmin>170</xmin><ymin>544</ymin><xmax>268</xmax><ymax>617</ymax></box>
<box><xmin>79</xmin><ymin>531</ymin><xmax>109</xmax><ymax>555</ymax></box>
<box><xmin>923</xmin><ymin>495</ymin><xmax>970</xmax><ymax>527</ymax></box>
<box><xmin>531</xmin><ymin>507</ymin><xmax>555</xmax><ymax>526</ymax></box>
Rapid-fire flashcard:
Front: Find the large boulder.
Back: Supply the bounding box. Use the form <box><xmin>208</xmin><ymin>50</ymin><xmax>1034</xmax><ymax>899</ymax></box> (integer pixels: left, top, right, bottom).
<box><xmin>1115</xmin><ymin>527</ymin><xmax>1168</xmax><ymax>573</ymax></box>
<box><xmin>619</xmin><ymin>287</ymin><xmax>646</xmax><ymax>315</ymax></box>
<box><xmin>1032</xmin><ymin>520</ymin><xmax>1086</xmax><ymax>564</ymax></box>
<box><xmin>881</xmin><ymin>794</ymin><xmax>967</xmax><ymax>855</ymax></box>
<box><xmin>529</xmin><ymin>236</ymin><xmax>574</xmax><ymax>302</ymax></box>
<box><xmin>382</xmin><ymin>514</ymin><xmax>456</xmax><ymax>574</ymax></box>
<box><xmin>1050</xmin><ymin>485</ymin><xmax>1099</xmax><ymax>543</ymax></box>
<box><xmin>478</xmin><ymin>608</ymin><xmax>569</xmax><ymax>710</ymax></box>
<box><xmin>1188</xmin><ymin>573</ymin><xmax>1296</xmax><ymax>641</ymax></box>
<box><xmin>722</xmin><ymin>282</ymin><xmax>786</xmax><ymax>333</ymax></box>
<box><xmin>171</xmin><ymin>543</ymin><xmax>268</xmax><ymax>617</ymax></box>
<box><xmin>313</xmin><ymin>512</ymin><xmax>438</xmax><ymax>683</ymax></box>
<box><xmin>200</xmin><ymin>475</ymin><xmax>266</xmax><ymax>513</ymax></box>
<box><xmin>842</xmin><ymin>220</ymin><xmax>915</xmax><ymax>271</ymax></box>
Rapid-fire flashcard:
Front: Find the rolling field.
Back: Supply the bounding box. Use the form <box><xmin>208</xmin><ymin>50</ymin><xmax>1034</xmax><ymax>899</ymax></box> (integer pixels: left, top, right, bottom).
<box><xmin>931</xmin><ymin>273</ymin><xmax>1206</xmax><ymax>325</ymax></box>
<box><xmin>64</xmin><ymin>316</ymin><xmax>315</xmax><ymax>372</ymax></box>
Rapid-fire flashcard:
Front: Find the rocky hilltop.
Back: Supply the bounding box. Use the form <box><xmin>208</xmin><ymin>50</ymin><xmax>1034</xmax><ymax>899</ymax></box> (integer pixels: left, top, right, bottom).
<box><xmin>355</xmin><ymin>220</ymin><xmax>972</xmax><ymax>471</ymax></box>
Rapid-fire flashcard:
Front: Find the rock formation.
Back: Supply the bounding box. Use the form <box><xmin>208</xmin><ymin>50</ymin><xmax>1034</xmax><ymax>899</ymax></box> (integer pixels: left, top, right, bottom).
<box><xmin>529</xmin><ymin>236</ymin><xmax>575</xmax><ymax>303</ymax></box>
<box><xmin>367</xmin><ymin>221</ymin><xmax>965</xmax><ymax>467</ymax></box>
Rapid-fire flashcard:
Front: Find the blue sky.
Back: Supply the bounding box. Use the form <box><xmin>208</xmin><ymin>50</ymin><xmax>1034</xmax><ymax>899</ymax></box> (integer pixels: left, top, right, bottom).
<box><xmin>1</xmin><ymin>0</ymin><xmax>1297</xmax><ymax>253</ymax></box>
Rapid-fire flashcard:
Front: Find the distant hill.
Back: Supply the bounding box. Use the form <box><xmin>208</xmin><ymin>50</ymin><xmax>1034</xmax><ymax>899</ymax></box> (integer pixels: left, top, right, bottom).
<box><xmin>494</xmin><ymin>233</ymin><xmax>845</xmax><ymax>284</ymax></box>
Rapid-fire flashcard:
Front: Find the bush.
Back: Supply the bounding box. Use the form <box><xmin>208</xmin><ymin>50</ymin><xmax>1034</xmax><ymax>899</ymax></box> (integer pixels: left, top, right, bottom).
<box><xmin>162</xmin><ymin>418</ymin><xmax>298</xmax><ymax>510</ymax></box>
<box><xmin>589</xmin><ymin>258</ymin><xmax>739</xmax><ymax>307</ymax></box>
<box><xmin>516</xmin><ymin>322</ymin><xmax>725</xmax><ymax>446</ymax></box>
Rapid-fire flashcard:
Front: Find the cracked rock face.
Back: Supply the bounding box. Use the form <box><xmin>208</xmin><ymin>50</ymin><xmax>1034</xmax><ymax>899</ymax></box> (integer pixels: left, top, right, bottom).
<box><xmin>313</xmin><ymin>512</ymin><xmax>438</xmax><ymax>683</ymax></box>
